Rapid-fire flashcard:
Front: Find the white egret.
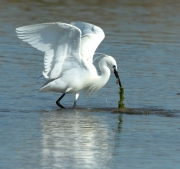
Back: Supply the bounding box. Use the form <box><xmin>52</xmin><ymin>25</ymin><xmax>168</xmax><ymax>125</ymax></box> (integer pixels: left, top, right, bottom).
<box><xmin>16</xmin><ymin>21</ymin><xmax>121</xmax><ymax>108</ymax></box>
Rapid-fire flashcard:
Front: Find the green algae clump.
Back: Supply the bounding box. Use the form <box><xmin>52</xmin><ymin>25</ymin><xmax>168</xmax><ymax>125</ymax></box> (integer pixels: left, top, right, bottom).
<box><xmin>118</xmin><ymin>87</ymin><xmax>125</xmax><ymax>109</ymax></box>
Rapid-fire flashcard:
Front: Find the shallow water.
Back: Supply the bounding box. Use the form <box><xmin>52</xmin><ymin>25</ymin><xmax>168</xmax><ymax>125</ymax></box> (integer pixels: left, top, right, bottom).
<box><xmin>1</xmin><ymin>108</ymin><xmax>180</xmax><ymax>169</ymax></box>
<box><xmin>0</xmin><ymin>0</ymin><xmax>180</xmax><ymax>168</ymax></box>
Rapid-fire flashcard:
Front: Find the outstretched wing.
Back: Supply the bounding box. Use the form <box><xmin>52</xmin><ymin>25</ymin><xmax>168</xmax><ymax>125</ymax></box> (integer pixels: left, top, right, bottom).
<box><xmin>16</xmin><ymin>22</ymin><xmax>82</xmax><ymax>79</ymax></box>
<box><xmin>70</xmin><ymin>21</ymin><xmax>105</xmax><ymax>63</ymax></box>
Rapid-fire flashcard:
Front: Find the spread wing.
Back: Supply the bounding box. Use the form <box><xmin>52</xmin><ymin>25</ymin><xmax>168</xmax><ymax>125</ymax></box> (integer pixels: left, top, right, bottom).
<box><xmin>70</xmin><ymin>21</ymin><xmax>105</xmax><ymax>63</ymax></box>
<box><xmin>16</xmin><ymin>22</ymin><xmax>82</xmax><ymax>79</ymax></box>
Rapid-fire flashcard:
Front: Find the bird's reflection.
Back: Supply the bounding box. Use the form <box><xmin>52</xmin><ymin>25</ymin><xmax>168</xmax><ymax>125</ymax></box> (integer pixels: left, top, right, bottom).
<box><xmin>40</xmin><ymin>109</ymin><xmax>117</xmax><ymax>168</ymax></box>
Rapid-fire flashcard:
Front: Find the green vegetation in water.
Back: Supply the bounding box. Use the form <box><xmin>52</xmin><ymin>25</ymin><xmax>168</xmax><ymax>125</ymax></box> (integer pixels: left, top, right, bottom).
<box><xmin>118</xmin><ymin>87</ymin><xmax>125</xmax><ymax>108</ymax></box>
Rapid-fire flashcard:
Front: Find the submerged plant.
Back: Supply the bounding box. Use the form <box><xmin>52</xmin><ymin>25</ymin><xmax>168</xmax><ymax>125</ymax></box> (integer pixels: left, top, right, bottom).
<box><xmin>118</xmin><ymin>87</ymin><xmax>125</xmax><ymax>108</ymax></box>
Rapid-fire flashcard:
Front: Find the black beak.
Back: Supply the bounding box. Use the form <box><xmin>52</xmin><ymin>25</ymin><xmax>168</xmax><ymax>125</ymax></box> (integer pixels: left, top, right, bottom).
<box><xmin>113</xmin><ymin>67</ymin><xmax>122</xmax><ymax>87</ymax></box>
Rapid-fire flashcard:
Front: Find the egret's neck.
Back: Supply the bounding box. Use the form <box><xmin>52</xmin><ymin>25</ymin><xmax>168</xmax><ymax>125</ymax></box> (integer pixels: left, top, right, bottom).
<box><xmin>98</xmin><ymin>59</ymin><xmax>111</xmax><ymax>87</ymax></box>
<box><xmin>84</xmin><ymin>57</ymin><xmax>111</xmax><ymax>95</ymax></box>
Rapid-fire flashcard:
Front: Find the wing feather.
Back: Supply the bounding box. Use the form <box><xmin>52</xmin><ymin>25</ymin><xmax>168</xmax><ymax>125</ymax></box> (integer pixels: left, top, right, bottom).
<box><xmin>70</xmin><ymin>21</ymin><xmax>105</xmax><ymax>63</ymax></box>
<box><xmin>16</xmin><ymin>22</ymin><xmax>82</xmax><ymax>79</ymax></box>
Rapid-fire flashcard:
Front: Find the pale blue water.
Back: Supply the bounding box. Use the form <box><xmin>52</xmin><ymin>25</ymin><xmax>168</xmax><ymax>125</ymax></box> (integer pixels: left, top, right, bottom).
<box><xmin>0</xmin><ymin>0</ymin><xmax>180</xmax><ymax>168</ymax></box>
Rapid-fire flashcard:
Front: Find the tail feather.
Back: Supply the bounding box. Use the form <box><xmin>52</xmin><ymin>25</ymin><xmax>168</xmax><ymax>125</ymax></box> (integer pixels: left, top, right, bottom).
<box><xmin>39</xmin><ymin>79</ymin><xmax>55</xmax><ymax>92</ymax></box>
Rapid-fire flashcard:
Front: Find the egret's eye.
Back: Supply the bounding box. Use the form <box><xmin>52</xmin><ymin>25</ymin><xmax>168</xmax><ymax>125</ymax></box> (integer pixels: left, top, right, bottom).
<box><xmin>113</xmin><ymin>65</ymin><xmax>116</xmax><ymax>69</ymax></box>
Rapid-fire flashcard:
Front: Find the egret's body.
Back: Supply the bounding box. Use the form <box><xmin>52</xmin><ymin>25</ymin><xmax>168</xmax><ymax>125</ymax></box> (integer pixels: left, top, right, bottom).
<box><xmin>16</xmin><ymin>21</ymin><xmax>121</xmax><ymax>108</ymax></box>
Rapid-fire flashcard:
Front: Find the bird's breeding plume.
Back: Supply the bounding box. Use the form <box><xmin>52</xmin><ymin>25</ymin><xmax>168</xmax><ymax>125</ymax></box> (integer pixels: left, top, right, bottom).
<box><xmin>16</xmin><ymin>21</ymin><xmax>122</xmax><ymax>108</ymax></box>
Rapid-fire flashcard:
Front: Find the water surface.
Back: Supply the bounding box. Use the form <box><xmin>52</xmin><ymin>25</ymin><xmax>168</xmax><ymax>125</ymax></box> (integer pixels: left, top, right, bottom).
<box><xmin>0</xmin><ymin>0</ymin><xmax>180</xmax><ymax>168</ymax></box>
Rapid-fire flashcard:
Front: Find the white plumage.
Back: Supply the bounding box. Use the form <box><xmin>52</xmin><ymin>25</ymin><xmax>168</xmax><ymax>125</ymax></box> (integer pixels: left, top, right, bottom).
<box><xmin>16</xmin><ymin>21</ymin><xmax>121</xmax><ymax>108</ymax></box>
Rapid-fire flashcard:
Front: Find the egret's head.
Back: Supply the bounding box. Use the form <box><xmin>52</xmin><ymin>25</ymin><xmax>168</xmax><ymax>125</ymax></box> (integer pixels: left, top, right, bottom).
<box><xmin>103</xmin><ymin>56</ymin><xmax>117</xmax><ymax>71</ymax></box>
<box><xmin>102</xmin><ymin>55</ymin><xmax>122</xmax><ymax>87</ymax></box>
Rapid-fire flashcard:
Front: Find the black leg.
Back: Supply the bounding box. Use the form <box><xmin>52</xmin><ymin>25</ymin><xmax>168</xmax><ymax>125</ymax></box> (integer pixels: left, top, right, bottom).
<box><xmin>56</xmin><ymin>93</ymin><xmax>66</xmax><ymax>108</ymax></box>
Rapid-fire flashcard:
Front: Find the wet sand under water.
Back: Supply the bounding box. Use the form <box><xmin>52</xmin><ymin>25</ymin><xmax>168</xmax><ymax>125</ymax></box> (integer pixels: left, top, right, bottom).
<box><xmin>46</xmin><ymin>107</ymin><xmax>180</xmax><ymax>117</ymax></box>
